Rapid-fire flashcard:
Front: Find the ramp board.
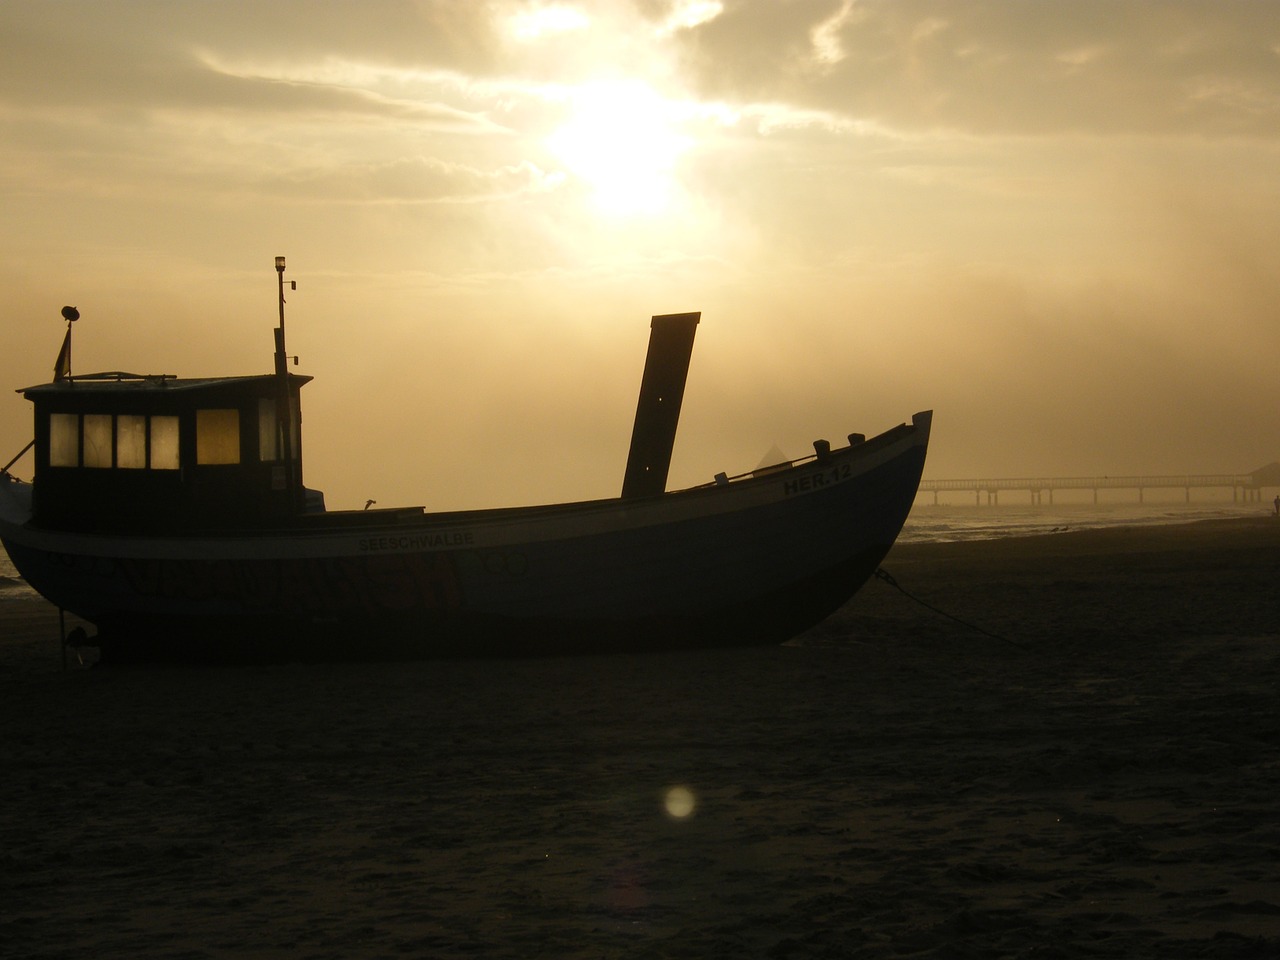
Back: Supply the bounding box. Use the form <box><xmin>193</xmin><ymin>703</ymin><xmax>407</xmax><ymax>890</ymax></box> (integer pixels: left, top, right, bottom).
<box><xmin>621</xmin><ymin>312</ymin><xmax>700</xmax><ymax>499</ymax></box>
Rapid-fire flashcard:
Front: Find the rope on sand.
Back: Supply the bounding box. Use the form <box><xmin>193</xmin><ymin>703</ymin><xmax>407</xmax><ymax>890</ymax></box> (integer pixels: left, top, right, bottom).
<box><xmin>874</xmin><ymin>568</ymin><xmax>1029</xmax><ymax>651</ymax></box>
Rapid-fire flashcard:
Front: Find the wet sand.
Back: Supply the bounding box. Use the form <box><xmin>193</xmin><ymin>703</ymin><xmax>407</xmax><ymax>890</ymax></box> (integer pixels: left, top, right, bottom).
<box><xmin>3</xmin><ymin>517</ymin><xmax>1279</xmax><ymax>958</ymax></box>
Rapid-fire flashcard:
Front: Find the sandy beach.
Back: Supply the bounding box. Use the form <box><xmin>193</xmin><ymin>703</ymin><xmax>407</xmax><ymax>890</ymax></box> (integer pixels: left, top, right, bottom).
<box><xmin>3</xmin><ymin>516</ymin><xmax>1279</xmax><ymax>958</ymax></box>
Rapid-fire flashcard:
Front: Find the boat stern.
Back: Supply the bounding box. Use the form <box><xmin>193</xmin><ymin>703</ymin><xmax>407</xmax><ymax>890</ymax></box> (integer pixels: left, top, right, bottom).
<box><xmin>0</xmin><ymin>472</ymin><xmax>34</xmax><ymax>529</ymax></box>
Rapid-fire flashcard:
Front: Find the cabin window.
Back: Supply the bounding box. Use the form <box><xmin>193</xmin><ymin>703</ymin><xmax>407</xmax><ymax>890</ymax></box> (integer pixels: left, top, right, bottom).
<box><xmin>50</xmin><ymin>413</ymin><xmax>80</xmax><ymax>467</ymax></box>
<box><xmin>83</xmin><ymin>414</ymin><xmax>114</xmax><ymax>468</ymax></box>
<box><xmin>150</xmin><ymin>416</ymin><xmax>180</xmax><ymax>470</ymax></box>
<box><xmin>45</xmin><ymin>412</ymin><xmax>183</xmax><ymax>470</ymax></box>
<box><xmin>257</xmin><ymin>397</ymin><xmax>298</xmax><ymax>462</ymax></box>
<box><xmin>116</xmin><ymin>415</ymin><xmax>147</xmax><ymax>469</ymax></box>
<box><xmin>196</xmin><ymin>409</ymin><xmax>241</xmax><ymax>465</ymax></box>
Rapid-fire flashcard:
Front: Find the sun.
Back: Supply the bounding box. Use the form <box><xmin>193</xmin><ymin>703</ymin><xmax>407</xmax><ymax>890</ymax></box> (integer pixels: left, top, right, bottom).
<box><xmin>546</xmin><ymin>79</ymin><xmax>692</xmax><ymax>217</ymax></box>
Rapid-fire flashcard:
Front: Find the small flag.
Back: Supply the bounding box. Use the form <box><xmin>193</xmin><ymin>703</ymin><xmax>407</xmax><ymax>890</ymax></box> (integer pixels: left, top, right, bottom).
<box><xmin>53</xmin><ymin>327</ymin><xmax>71</xmax><ymax>381</ymax></box>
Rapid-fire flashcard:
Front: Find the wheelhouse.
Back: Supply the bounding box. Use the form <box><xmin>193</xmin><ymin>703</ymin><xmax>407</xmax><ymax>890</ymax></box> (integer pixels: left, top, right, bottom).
<box><xmin>21</xmin><ymin>372</ymin><xmax>311</xmax><ymax>532</ymax></box>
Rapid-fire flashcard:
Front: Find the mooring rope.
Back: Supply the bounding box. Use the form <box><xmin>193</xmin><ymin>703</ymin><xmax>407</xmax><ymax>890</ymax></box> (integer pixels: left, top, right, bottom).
<box><xmin>2</xmin><ymin>439</ymin><xmax>34</xmax><ymax>476</ymax></box>
<box><xmin>874</xmin><ymin>567</ymin><xmax>1028</xmax><ymax>651</ymax></box>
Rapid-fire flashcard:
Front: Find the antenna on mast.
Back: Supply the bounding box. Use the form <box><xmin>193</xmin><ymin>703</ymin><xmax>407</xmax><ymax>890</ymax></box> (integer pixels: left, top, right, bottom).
<box><xmin>273</xmin><ymin>256</ymin><xmax>296</xmax><ymax>373</ymax></box>
<box><xmin>272</xmin><ymin>257</ymin><xmax>301</xmax><ymax>510</ymax></box>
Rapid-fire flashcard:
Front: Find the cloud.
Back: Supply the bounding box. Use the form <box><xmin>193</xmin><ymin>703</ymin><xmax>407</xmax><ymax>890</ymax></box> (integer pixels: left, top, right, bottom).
<box><xmin>655</xmin><ymin>0</ymin><xmax>726</xmax><ymax>36</ymax></box>
<box><xmin>2</xmin><ymin>0</ymin><xmax>1279</xmax><ymax>505</ymax></box>
<box><xmin>193</xmin><ymin>54</ymin><xmax>513</xmax><ymax>131</ymax></box>
<box><xmin>262</xmin><ymin>157</ymin><xmax>562</xmax><ymax>204</ymax></box>
<box><xmin>506</xmin><ymin>4</ymin><xmax>592</xmax><ymax>41</ymax></box>
<box><xmin>670</xmin><ymin>0</ymin><xmax>1280</xmax><ymax>138</ymax></box>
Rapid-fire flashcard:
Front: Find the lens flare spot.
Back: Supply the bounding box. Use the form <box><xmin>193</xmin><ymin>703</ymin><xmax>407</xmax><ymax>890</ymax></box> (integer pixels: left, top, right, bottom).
<box><xmin>664</xmin><ymin>785</ymin><xmax>696</xmax><ymax>819</ymax></box>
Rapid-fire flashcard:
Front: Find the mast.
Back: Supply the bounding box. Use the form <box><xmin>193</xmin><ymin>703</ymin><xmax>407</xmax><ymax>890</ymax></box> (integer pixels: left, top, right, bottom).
<box><xmin>53</xmin><ymin>305</ymin><xmax>78</xmax><ymax>381</ymax></box>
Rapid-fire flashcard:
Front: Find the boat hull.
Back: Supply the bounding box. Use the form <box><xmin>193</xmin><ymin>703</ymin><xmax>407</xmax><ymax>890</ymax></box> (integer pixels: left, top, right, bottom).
<box><xmin>0</xmin><ymin>412</ymin><xmax>930</xmax><ymax>661</ymax></box>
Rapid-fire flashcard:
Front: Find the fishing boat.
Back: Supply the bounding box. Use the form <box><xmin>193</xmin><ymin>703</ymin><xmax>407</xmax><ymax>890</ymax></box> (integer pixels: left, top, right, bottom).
<box><xmin>0</xmin><ymin>259</ymin><xmax>931</xmax><ymax>662</ymax></box>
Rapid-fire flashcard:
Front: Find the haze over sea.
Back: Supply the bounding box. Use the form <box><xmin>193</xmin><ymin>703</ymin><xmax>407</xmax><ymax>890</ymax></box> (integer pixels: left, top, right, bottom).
<box><xmin>899</xmin><ymin>499</ymin><xmax>1272</xmax><ymax>545</ymax></box>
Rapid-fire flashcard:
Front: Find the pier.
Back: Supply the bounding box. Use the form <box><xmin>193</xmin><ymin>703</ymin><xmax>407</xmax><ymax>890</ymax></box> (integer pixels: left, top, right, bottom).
<box><xmin>919</xmin><ymin>464</ymin><xmax>1280</xmax><ymax>506</ymax></box>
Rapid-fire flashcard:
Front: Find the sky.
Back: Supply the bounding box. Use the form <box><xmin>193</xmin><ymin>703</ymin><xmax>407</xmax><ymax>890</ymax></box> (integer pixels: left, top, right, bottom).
<box><xmin>2</xmin><ymin>0</ymin><xmax>1278</xmax><ymax>511</ymax></box>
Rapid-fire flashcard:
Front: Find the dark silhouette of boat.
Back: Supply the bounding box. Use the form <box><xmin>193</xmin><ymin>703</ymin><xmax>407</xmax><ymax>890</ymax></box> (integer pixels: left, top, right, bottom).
<box><xmin>0</xmin><ymin>260</ymin><xmax>930</xmax><ymax>661</ymax></box>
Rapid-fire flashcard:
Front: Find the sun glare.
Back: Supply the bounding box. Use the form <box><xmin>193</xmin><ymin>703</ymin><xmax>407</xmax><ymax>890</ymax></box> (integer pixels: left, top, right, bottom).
<box><xmin>546</xmin><ymin>80</ymin><xmax>692</xmax><ymax>217</ymax></box>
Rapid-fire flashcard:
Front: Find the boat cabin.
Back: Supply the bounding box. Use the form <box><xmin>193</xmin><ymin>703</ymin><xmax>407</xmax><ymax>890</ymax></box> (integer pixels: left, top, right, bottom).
<box><xmin>20</xmin><ymin>372</ymin><xmax>312</xmax><ymax>533</ymax></box>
